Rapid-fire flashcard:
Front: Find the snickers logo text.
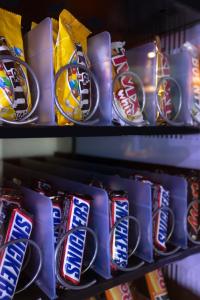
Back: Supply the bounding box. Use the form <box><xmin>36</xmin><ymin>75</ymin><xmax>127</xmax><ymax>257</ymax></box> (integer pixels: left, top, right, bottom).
<box><xmin>61</xmin><ymin>197</ymin><xmax>90</xmax><ymax>284</ymax></box>
<box><xmin>111</xmin><ymin>198</ymin><xmax>129</xmax><ymax>268</ymax></box>
<box><xmin>0</xmin><ymin>209</ymin><xmax>32</xmax><ymax>300</ymax></box>
<box><xmin>153</xmin><ymin>187</ymin><xmax>169</xmax><ymax>251</ymax></box>
<box><xmin>53</xmin><ymin>205</ymin><xmax>62</xmax><ymax>248</ymax></box>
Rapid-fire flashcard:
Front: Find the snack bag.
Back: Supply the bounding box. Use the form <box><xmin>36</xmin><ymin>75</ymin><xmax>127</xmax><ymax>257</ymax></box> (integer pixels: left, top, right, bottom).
<box><xmin>55</xmin><ymin>9</ymin><xmax>92</xmax><ymax>125</ymax></box>
<box><xmin>0</xmin><ymin>8</ymin><xmax>31</xmax><ymax>121</ymax></box>
<box><xmin>105</xmin><ymin>283</ymin><xmax>133</xmax><ymax>300</ymax></box>
<box><xmin>145</xmin><ymin>269</ymin><xmax>170</xmax><ymax>300</ymax></box>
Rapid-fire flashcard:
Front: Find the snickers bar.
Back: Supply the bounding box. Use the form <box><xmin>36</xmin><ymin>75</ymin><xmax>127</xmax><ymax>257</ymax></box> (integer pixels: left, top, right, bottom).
<box><xmin>110</xmin><ymin>191</ymin><xmax>129</xmax><ymax>269</ymax></box>
<box><xmin>60</xmin><ymin>194</ymin><xmax>91</xmax><ymax>285</ymax></box>
<box><xmin>32</xmin><ymin>179</ymin><xmax>64</xmax><ymax>248</ymax></box>
<box><xmin>153</xmin><ymin>184</ymin><xmax>170</xmax><ymax>252</ymax></box>
<box><xmin>187</xmin><ymin>176</ymin><xmax>200</xmax><ymax>241</ymax></box>
<box><xmin>50</xmin><ymin>191</ymin><xmax>66</xmax><ymax>248</ymax></box>
<box><xmin>0</xmin><ymin>206</ymin><xmax>33</xmax><ymax>300</ymax></box>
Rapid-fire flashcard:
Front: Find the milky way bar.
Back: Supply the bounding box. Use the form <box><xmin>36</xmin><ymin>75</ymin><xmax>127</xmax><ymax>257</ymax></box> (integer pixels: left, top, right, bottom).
<box><xmin>0</xmin><ymin>207</ymin><xmax>33</xmax><ymax>300</ymax></box>
<box><xmin>153</xmin><ymin>185</ymin><xmax>170</xmax><ymax>252</ymax></box>
<box><xmin>110</xmin><ymin>191</ymin><xmax>129</xmax><ymax>269</ymax></box>
<box><xmin>60</xmin><ymin>194</ymin><xmax>91</xmax><ymax>284</ymax></box>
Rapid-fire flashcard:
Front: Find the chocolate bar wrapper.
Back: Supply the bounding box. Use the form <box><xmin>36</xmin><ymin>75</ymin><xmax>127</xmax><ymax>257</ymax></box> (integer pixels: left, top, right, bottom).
<box><xmin>0</xmin><ymin>8</ymin><xmax>31</xmax><ymax>121</ymax></box>
<box><xmin>110</xmin><ymin>191</ymin><xmax>129</xmax><ymax>270</ymax></box>
<box><xmin>32</xmin><ymin>179</ymin><xmax>64</xmax><ymax>247</ymax></box>
<box><xmin>51</xmin><ymin>191</ymin><xmax>66</xmax><ymax>248</ymax></box>
<box><xmin>59</xmin><ymin>193</ymin><xmax>91</xmax><ymax>285</ymax></box>
<box><xmin>111</xmin><ymin>41</ymin><xmax>144</xmax><ymax>126</ymax></box>
<box><xmin>187</xmin><ymin>175</ymin><xmax>200</xmax><ymax>241</ymax></box>
<box><xmin>152</xmin><ymin>185</ymin><xmax>170</xmax><ymax>252</ymax></box>
<box><xmin>55</xmin><ymin>9</ymin><xmax>92</xmax><ymax>125</ymax></box>
<box><xmin>145</xmin><ymin>269</ymin><xmax>170</xmax><ymax>300</ymax></box>
<box><xmin>0</xmin><ymin>207</ymin><xmax>33</xmax><ymax>300</ymax></box>
<box><xmin>156</xmin><ymin>46</ymin><xmax>173</xmax><ymax>124</ymax></box>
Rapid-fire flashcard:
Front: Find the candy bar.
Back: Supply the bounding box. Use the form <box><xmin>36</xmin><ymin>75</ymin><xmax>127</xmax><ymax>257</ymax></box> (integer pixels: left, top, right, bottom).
<box><xmin>187</xmin><ymin>176</ymin><xmax>200</xmax><ymax>241</ymax></box>
<box><xmin>32</xmin><ymin>179</ymin><xmax>64</xmax><ymax>248</ymax></box>
<box><xmin>105</xmin><ymin>282</ymin><xmax>133</xmax><ymax>300</ymax></box>
<box><xmin>156</xmin><ymin>45</ymin><xmax>173</xmax><ymax>124</ymax></box>
<box><xmin>153</xmin><ymin>185</ymin><xmax>170</xmax><ymax>252</ymax></box>
<box><xmin>145</xmin><ymin>269</ymin><xmax>170</xmax><ymax>300</ymax></box>
<box><xmin>112</xmin><ymin>41</ymin><xmax>144</xmax><ymax>125</ymax></box>
<box><xmin>60</xmin><ymin>193</ymin><xmax>91</xmax><ymax>284</ymax></box>
<box><xmin>110</xmin><ymin>191</ymin><xmax>129</xmax><ymax>269</ymax></box>
<box><xmin>0</xmin><ymin>207</ymin><xmax>33</xmax><ymax>300</ymax></box>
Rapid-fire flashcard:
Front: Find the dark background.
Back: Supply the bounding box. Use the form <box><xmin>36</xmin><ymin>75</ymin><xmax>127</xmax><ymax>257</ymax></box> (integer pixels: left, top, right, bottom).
<box><xmin>1</xmin><ymin>0</ymin><xmax>200</xmax><ymax>45</ymax></box>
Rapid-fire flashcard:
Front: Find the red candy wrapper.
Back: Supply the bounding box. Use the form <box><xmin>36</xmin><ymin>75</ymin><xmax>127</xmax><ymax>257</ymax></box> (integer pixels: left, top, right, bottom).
<box><xmin>0</xmin><ymin>201</ymin><xmax>33</xmax><ymax>300</ymax></box>
<box><xmin>112</xmin><ymin>41</ymin><xmax>144</xmax><ymax>125</ymax></box>
<box><xmin>187</xmin><ymin>176</ymin><xmax>200</xmax><ymax>241</ymax></box>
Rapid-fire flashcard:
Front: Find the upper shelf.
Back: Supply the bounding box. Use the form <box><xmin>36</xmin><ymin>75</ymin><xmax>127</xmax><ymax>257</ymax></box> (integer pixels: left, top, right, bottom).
<box><xmin>1</xmin><ymin>125</ymin><xmax>200</xmax><ymax>138</ymax></box>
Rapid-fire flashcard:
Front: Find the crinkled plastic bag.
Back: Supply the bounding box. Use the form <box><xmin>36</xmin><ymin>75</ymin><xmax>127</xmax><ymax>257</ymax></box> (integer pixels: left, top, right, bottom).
<box><xmin>55</xmin><ymin>9</ymin><xmax>91</xmax><ymax>125</ymax></box>
<box><xmin>0</xmin><ymin>8</ymin><xmax>31</xmax><ymax>121</ymax></box>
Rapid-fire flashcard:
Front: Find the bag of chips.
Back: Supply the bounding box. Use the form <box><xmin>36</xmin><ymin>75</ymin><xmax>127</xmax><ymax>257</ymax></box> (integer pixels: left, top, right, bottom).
<box><xmin>0</xmin><ymin>8</ymin><xmax>31</xmax><ymax>121</ymax></box>
<box><xmin>55</xmin><ymin>9</ymin><xmax>92</xmax><ymax>125</ymax></box>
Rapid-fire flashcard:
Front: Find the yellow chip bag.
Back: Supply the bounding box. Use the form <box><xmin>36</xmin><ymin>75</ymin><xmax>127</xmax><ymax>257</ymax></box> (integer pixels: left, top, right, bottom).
<box><xmin>55</xmin><ymin>9</ymin><xmax>92</xmax><ymax>125</ymax></box>
<box><xmin>0</xmin><ymin>8</ymin><xmax>31</xmax><ymax>121</ymax></box>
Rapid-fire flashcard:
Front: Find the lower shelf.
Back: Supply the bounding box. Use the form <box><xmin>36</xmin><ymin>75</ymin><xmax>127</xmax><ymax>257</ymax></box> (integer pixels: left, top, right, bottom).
<box><xmin>14</xmin><ymin>245</ymin><xmax>200</xmax><ymax>300</ymax></box>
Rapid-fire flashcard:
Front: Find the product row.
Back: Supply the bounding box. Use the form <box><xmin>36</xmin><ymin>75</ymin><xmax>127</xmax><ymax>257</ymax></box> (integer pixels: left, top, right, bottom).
<box><xmin>0</xmin><ymin>156</ymin><xmax>199</xmax><ymax>299</ymax></box>
<box><xmin>87</xmin><ymin>268</ymin><xmax>169</xmax><ymax>300</ymax></box>
<box><xmin>0</xmin><ymin>8</ymin><xmax>200</xmax><ymax>127</ymax></box>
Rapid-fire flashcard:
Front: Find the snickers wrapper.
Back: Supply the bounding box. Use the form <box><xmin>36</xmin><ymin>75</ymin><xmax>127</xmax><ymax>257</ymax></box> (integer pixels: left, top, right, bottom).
<box><xmin>0</xmin><ymin>206</ymin><xmax>33</xmax><ymax>300</ymax></box>
<box><xmin>60</xmin><ymin>194</ymin><xmax>91</xmax><ymax>285</ymax></box>
<box><xmin>187</xmin><ymin>176</ymin><xmax>200</xmax><ymax>241</ymax></box>
<box><xmin>32</xmin><ymin>179</ymin><xmax>64</xmax><ymax>248</ymax></box>
<box><xmin>145</xmin><ymin>269</ymin><xmax>170</xmax><ymax>300</ymax></box>
<box><xmin>153</xmin><ymin>185</ymin><xmax>170</xmax><ymax>252</ymax></box>
<box><xmin>51</xmin><ymin>191</ymin><xmax>66</xmax><ymax>248</ymax></box>
<box><xmin>111</xmin><ymin>41</ymin><xmax>144</xmax><ymax>125</ymax></box>
<box><xmin>110</xmin><ymin>192</ymin><xmax>129</xmax><ymax>269</ymax></box>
